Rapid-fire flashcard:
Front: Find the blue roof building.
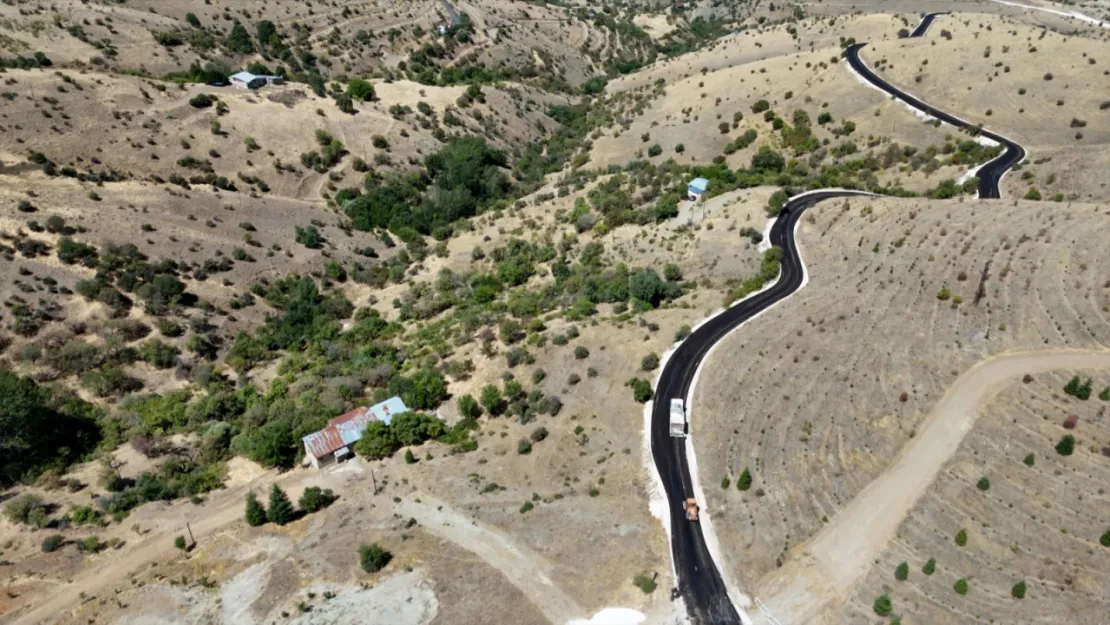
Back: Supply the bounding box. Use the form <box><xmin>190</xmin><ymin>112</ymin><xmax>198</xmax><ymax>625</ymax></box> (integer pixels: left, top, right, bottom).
<box><xmin>688</xmin><ymin>177</ymin><xmax>709</xmax><ymax>199</ymax></box>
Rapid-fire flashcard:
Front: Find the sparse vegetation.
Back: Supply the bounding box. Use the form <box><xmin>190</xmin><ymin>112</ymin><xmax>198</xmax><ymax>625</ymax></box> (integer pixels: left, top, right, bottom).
<box><xmin>359</xmin><ymin>543</ymin><xmax>392</xmax><ymax>573</ymax></box>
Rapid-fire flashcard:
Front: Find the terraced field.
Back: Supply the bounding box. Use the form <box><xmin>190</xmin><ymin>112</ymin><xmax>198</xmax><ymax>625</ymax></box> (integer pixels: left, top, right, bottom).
<box><xmin>692</xmin><ymin>195</ymin><xmax>1109</xmax><ymax>597</ymax></box>
<box><xmin>838</xmin><ymin>368</ymin><xmax>1110</xmax><ymax>624</ymax></box>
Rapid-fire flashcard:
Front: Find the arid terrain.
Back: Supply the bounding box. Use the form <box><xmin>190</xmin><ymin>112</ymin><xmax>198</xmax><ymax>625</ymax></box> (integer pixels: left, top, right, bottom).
<box><xmin>1</xmin><ymin>1</ymin><xmax>1109</xmax><ymax>625</ymax></box>
<box><xmin>693</xmin><ymin>195</ymin><xmax>1110</xmax><ymax>623</ymax></box>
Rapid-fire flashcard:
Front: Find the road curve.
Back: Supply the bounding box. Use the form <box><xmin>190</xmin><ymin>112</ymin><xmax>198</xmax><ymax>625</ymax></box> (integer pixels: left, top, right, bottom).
<box><xmin>651</xmin><ymin>190</ymin><xmax>877</xmax><ymax>625</ymax></box>
<box><xmin>843</xmin><ymin>41</ymin><xmax>1026</xmax><ymax>198</ymax></box>
<box><xmin>650</xmin><ymin>13</ymin><xmax>1030</xmax><ymax>624</ymax></box>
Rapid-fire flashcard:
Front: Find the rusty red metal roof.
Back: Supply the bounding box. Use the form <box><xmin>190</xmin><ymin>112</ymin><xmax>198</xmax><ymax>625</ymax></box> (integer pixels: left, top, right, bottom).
<box><xmin>301</xmin><ymin>398</ymin><xmax>409</xmax><ymax>460</ymax></box>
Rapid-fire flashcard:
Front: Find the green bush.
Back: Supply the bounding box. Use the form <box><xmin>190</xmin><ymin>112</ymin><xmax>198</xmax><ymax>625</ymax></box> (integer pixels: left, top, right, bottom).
<box><xmin>1055</xmin><ymin>434</ymin><xmax>1075</xmax><ymax>456</ymax></box>
<box><xmin>359</xmin><ymin>542</ymin><xmax>392</xmax><ymax>573</ymax></box>
<box><xmin>766</xmin><ymin>189</ymin><xmax>789</xmax><ymax>216</ymax></box>
<box><xmin>347</xmin><ymin>78</ymin><xmax>375</xmax><ymax>102</ymax></box>
<box><xmin>76</xmin><ymin>536</ymin><xmax>104</xmax><ymax>553</ymax></box>
<box><xmin>174</xmin><ymin>535</ymin><xmax>188</xmax><ymax>551</ymax></box>
<box><xmin>626</xmin><ymin>378</ymin><xmax>653</xmax><ymax>403</ymax></box>
<box><xmin>298</xmin><ymin>486</ymin><xmax>337</xmax><ymax>513</ymax></box>
<box><xmin>894</xmin><ymin>561</ymin><xmax>908</xmax><ymax>581</ymax></box>
<box><xmin>4</xmin><ymin>493</ymin><xmax>47</xmax><ymax>526</ymax></box>
<box><xmin>954</xmin><ymin>578</ymin><xmax>968</xmax><ymax>595</ymax></box>
<box><xmin>955</xmin><ymin>529</ymin><xmax>968</xmax><ymax>546</ymax></box>
<box><xmin>641</xmin><ymin>353</ymin><xmax>660</xmax><ymax>371</ymax></box>
<box><xmin>189</xmin><ymin>93</ymin><xmax>213</xmax><ymax>109</ymax></box>
<box><xmin>1023</xmin><ymin>453</ymin><xmax>1035</xmax><ymax>466</ymax></box>
<box><xmin>1012</xmin><ymin>580</ymin><xmax>1026</xmax><ymax>599</ymax></box>
<box><xmin>872</xmin><ymin>594</ymin><xmax>892</xmax><ymax>616</ymax></box>
<box><xmin>517</xmin><ymin>438</ymin><xmax>532</xmax><ymax>455</ymax></box>
<box><xmin>720</xmin><ymin>476</ymin><xmax>730</xmax><ymax>489</ymax></box>
<box><xmin>41</xmin><ymin>534</ymin><xmax>64</xmax><ymax>553</ymax></box>
<box><xmin>976</xmin><ymin>477</ymin><xmax>990</xmax><ymax>490</ymax></box>
<box><xmin>70</xmin><ymin>505</ymin><xmax>103</xmax><ymax>526</ymax></box>
<box><xmin>519</xmin><ymin>501</ymin><xmax>534</xmax><ymax>514</ymax></box>
<box><xmin>457</xmin><ymin>394</ymin><xmax>482</xmax><ymax>419</ymax></box>
<box><xmin>404</xmin><ymin>448</ymin><xmax>416</xmax><ymax>464</ymax></box>
<box><xmin>647</xmin><ymin>144</ymin><xmax>663</xmax><ymax>157</ymax></box>
<box><xmin>633</xmin><ymin>572</ymin><xmax>657</xmax><ymax>594</ymax></box>
<box><xmin>737</xmin><ymin>468</ymin><xmax>752</xmax><ymax>491</ymax></box>
<box><xmin>1099</xmin><ymin>529</ymin><xmax>1110</xmax><ymax>547</ymax></box>
<box><xmin>922</xmin><ymin>557</ymin><xmax>936</xmax><ymax>575</ymax></box>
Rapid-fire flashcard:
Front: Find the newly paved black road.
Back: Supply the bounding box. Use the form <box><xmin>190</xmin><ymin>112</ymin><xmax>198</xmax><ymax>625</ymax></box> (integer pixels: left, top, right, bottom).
<box><xmin>651</xmin><ymin>13</ymin><xmax>1027</xmax><ymax>625</ymax></box>
<box><xmin>650</xmin><ymin>190</ymin><xmax>877</xmax><ymax>625</ymax></box>
<box><xmin>844</xmin><ymin>40</ymin><xmax>1025</xmax><ymax>198</ymax></box>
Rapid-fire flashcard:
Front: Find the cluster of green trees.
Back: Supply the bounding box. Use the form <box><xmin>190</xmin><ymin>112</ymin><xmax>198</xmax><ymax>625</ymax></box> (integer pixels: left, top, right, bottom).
<box><xmin>344</xmin><ymin>136</ymin><xmax>511</xmax><ymax>237</ymax></box>
<box><xmin>352</xmin><ymin>412</ymin><xmax>465</xmax><ymax>459</ymax></box>
<box><xmin>1063</xmin><ymin>376</ymin><xmax>1093</xmax><ymax>400</ymax></box>
<box><xmin>245</xmin><ymin>484</ymin><xmax>336</xmax><ymax>526</ymax></box>
<box><xmin>68</xmin><ymin>242</ymin><xmax>191</xmax><ymax>317</ymax></box>
<box><xmin>228</xmin><ymin>275</ymin><xmax>355</xmax><ymax>372</ymax></box>
<box><xmin>0</xmin><ymin>372</ymin><xmax>102</xmax><ymax>486</ymax></box>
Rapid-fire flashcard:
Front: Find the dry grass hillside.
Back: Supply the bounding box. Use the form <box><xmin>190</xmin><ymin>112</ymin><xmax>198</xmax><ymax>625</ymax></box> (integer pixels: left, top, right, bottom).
<box><xmin>866</xmin><ymin>11</ymin><xmax>1110</xmax><ymax>202</ymax></box>
<box><xmin>0</xmin><ymin>177</ymin><xmax>781</xmax><ymax>624</ymax></box>
<box><xmin>0</xmin><ymin>69</ymin><xmax>566</xmax><ymax>201</ymax></box>
<box><xmin>590</xmin><ymin>14</ymin><xmax>1001</xmax><ymax>194</ymax></box>
<box><xmin>692</xmin><ymin>196</ymin><xmax>1109</xmax><ymax>619</ymax></box>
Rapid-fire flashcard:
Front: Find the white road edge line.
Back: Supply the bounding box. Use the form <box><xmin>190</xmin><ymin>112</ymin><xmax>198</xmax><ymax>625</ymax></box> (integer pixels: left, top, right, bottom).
<box><xmin>645</xmin><ymin>189</ymin><xmax>879</xmax><ymax>625</ymax></box>
<box><xmin>845</xmin><ymin>45</ymin><xmax>1026</xmax><ymax>198</ymax></box>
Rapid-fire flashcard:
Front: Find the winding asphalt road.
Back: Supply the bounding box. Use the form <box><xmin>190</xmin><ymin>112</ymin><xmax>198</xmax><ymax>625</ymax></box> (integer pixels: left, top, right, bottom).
<box><xmin>650</xmin><ymin>12</ymin><xmax>1028</xmax><ymax>624</ymax></box>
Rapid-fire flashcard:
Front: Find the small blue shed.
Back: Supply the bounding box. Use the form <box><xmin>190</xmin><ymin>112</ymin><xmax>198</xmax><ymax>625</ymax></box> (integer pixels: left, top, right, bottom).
<box><xmin>687</xmin><ymin>177</ymin><xmax>709</xmax><ymax>200</ymax></box>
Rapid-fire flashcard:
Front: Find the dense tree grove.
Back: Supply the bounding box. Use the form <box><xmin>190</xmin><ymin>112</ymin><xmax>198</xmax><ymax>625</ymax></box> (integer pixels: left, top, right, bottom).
<box><xmin>345</xmin><ymin>136</ymin><xmax>511</xmax><ymax>236</ymax></box>
<box><xmin>0</xmin><ymin>372</ymin><xmax>102</xmax><ymax>486</ymax></box>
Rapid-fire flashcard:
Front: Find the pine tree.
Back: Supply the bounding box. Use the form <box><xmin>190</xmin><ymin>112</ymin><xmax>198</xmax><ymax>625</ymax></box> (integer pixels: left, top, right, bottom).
<box><xmin>922</xmin><ymin>557</ymin><xmax>936</xmax><ymax>575</ymax></box>
<box><xmin>1075</xmin><ymin>378</ymin><xmax>1092</xmax><ymax>400</ymax></box>
<box><xmin>404</xmin><ymin>449</ymin><xmax>416</xmax><ymax>464</ymax></box>
<box><xmin>245</xmin><ymin>491</ymin><xmax>267</xmax><ymax>526</ymax></box>
<box><xmin>1055</xmin><ymin>434</ymin><xmax>1075</xmax><ymax>456</ymax></box>
<box><xmin>1063</xmin><ymin>375</ymin><xmax>1081</xmax><ymax>397</ymax></box>
<box><xmin>266</xmin><ymin>484</ymin><xmax>295</xmax><ymax>525</ymax></box>
<box><xmin>894</xmin><ymin>561</ymin><xmax>908</xmax><ymax>581</ymax></box>
<box><xmin>737</xmin><ymin>468</ymin><xmax>753</xmax><ymax>491</ymax></box>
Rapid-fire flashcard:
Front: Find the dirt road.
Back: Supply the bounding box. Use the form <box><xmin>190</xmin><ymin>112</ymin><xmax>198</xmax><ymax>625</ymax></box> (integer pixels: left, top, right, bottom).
<box><xmin>5</xmin><ymin>468</ymin><xmax>334</xmax><ymax>625</ymax></box>
<box><xmin>752</xmin><ymin>349</ymin><xmax>1110</xmax><ymax>625</ymax></box>
<box><xmin>395</xmin><ymin>494</ymin><xmax>586</xmax><ymax>625</ymax></box>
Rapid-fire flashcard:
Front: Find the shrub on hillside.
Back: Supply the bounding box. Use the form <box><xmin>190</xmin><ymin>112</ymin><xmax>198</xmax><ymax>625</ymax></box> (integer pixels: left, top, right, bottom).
<box><xmin>1055</xmin><ymin>434</ymin><xmax>1075</xmax><ymax>456</ymax></box>
<box><xmin>41</xmin><ymin>534</ymin><xmax>65</xmax><ymax>553</ymax></box>
<box><xmin>359</xmin><ymin>543</ymin><xmax>392</xmax><ymax>573</ymax></box>
<box><xmin>298</xmin><ymin>486</ymin><xmax>337</xmax><ymax>513</ymax></box>
<box><xmin>872</xmin><ymin>595</ymin><xmax>892</xmax><ymax>616</ymax></box>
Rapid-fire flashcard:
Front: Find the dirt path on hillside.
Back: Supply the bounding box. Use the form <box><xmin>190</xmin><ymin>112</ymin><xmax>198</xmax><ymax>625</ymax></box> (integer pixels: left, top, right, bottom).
<box><xmin>5</xmin><ymin>468</ymin><xmax>330</xmax><ymax>625</ymax></box>
<box><xmin>751</xmin><ymin>349</ymin><xmax>1110</xmax><ymax>625</ymax></box>
<box><xmin>395</xmin><ymin>493</ymin><xmax>585</xmax><ymax>624</ymax></box>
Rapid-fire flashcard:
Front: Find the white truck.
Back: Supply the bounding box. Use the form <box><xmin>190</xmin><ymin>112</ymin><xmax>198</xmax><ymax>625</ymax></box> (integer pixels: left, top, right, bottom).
<box><xmin>669</xmin><ymin>398</ymin><xmax>686</xmax><ymax>438</ymax></box>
